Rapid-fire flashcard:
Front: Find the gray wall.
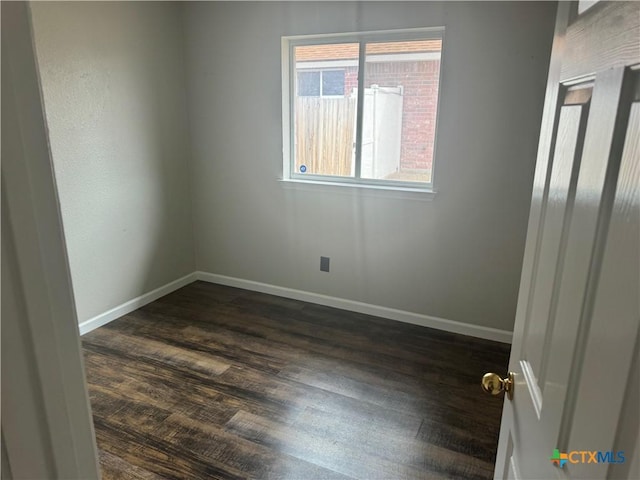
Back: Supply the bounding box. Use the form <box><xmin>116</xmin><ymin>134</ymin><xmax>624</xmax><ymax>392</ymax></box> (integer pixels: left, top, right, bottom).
<box><xmin>184</xmin><ymin>1</ymin><xmax>556</xmax><ymax>332</ymax></box>
<box><xmin>28</xmin><ymin>1</ymin><xmax>556</xmax><ymax>334</ymax></box>
<box><xmin>30</xmin><ymin>2</ymin><xmax>196</xmax><ymax>322</ymax></box>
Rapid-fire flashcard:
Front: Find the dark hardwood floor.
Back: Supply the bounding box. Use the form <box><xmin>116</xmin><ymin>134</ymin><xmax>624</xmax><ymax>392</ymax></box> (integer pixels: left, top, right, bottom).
<box><xmin>82</xmin><ymin>281</ymin><xmax>510</xmax><ymax>480</ymax></box>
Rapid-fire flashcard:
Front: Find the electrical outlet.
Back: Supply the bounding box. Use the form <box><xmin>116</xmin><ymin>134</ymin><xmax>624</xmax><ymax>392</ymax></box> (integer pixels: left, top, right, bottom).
<box><xmin>320</xmin><ymin>256</ymin><xmax>330</xmax><ymax>272</ymax></box>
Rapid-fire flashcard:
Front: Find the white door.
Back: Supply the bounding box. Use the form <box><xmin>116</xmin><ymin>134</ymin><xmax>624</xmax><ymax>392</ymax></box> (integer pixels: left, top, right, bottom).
<box><xmin>488</xmin><ymin>2</ymin><xmax>640</xmax><ymax>479</ymax></box>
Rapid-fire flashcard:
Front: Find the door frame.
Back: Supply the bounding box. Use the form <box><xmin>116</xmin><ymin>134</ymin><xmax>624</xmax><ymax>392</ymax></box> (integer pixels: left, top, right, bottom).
<box><xmin>1</xmin><ymin>2</ymin><xmax>100</xmax><ymax>478</ymax></box>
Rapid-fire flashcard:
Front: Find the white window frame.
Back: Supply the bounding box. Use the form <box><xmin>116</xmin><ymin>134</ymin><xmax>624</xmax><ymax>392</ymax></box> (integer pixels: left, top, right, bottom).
<box><xmin>281</xmin><ymin>27</ymin><xmax>445</xmax><ymax>193</ymax></box>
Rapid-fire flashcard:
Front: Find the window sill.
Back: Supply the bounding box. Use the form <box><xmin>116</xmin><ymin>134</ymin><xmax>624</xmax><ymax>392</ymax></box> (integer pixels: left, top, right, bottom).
<box><xmin>278</xmin><ymin>178</ymin><xmax>437</xmax><ymax>201</ymax></box>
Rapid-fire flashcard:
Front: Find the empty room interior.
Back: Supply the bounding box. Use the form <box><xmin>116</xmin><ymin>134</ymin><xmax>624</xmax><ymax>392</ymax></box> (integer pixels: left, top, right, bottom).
<box><xmin>3</xmin><ymin>1</ymin><xmax>639</xmax><ymax>479</ymax></box>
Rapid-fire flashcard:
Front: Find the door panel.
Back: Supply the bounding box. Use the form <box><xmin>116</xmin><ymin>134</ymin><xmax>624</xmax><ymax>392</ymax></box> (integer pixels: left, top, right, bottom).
<box><xmin>561</xmin><ymin>1</ymin><xmax>640</xmax><ymax>81</ymax></box>
<box><xmin>567</xmin><ymin>87</ymin><xmax>639</xmax><ymax>480</ymax></box>
<box><xmin>523</xmin><ymin>99</ymin><xmax>587</xmax><ymax>395</ymax></box>
<box><xmin>541</xmin><ymin>68</ymin><xmax>631</xmax><ymax>450</ymax></box>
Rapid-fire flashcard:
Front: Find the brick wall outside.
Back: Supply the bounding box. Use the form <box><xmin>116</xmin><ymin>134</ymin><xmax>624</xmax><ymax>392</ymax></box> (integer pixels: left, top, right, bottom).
<box><xmin>343</xmin><ymin>60</ymin><xmax>440</xmax><ymax>172</ymax></box>
<box><xmin>344</xmin><ymin>68</ymin><xmax>358</xmax><ymax>96</ymax></box>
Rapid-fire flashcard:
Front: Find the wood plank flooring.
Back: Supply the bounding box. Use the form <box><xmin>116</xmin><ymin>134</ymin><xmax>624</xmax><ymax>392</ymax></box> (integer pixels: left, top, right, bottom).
<box><xmin>82</xmin><ymin>281</ymin><xmax>510</xmax><ymax>480</ymax></box>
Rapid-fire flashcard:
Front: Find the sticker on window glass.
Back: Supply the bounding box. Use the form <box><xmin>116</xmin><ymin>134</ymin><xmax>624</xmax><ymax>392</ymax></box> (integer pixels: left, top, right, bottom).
<box><xmin>300</xmin><ymin>165</ymin><xmax>307</xmax><ymax>173</ymax></box>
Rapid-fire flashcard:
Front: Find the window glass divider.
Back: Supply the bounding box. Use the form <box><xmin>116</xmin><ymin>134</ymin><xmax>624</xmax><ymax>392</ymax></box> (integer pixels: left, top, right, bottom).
<box><xmin>353</xmin><ymin>41</ymin><xmax>366</xmax><ymax>179</ymax></box>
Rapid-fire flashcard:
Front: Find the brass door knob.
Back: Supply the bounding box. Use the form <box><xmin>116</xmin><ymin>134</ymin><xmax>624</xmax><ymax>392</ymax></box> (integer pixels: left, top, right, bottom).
<box><xmin>482</xmin><ymin>372</ymin><xmax>514</xmax><ymax>400</ymax></box>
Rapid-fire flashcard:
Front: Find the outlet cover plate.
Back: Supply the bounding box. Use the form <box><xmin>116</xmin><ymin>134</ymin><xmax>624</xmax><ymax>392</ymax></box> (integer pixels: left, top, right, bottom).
<box><xmin>320</xmin><ymin>256</ymin><xmax>330</xmax><ymax>272</ymax></box>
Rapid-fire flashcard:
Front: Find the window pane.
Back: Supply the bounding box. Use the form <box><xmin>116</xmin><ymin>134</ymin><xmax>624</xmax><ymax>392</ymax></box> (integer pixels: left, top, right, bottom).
<box><xmin>322</xmin><ymin>70</ymin><xmax>345</xmax><ymax>96</ymax></box>
<box><xmin>297</xmin><ymin>71</ymin><xmax>320</xmax><ymax>97</ymax></box>
<box><xmin>361</xmin><ymin>39</ymin><xmax>442</xmax><ymax>183</ymax></box>
<box><xmin>294</xmin><ymin>44</ymin><xmax>359</xmax><ymax>177</ymax></box>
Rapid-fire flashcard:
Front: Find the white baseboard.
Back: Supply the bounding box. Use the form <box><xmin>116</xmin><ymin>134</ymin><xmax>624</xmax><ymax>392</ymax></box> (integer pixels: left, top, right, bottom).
<box><xmin>78</xmin><ymin>270</ymin><xmax>513</xmax><ymax>343</ymax></box>
<box><xmin>78</xmin><ymin>273</ymin><xmax>198</xmax><ymax>335</ymax></box>
<box><xmin>196</xmin><ymin>271</ymin><xmax>513</xmax><ymax>344</ymax></box>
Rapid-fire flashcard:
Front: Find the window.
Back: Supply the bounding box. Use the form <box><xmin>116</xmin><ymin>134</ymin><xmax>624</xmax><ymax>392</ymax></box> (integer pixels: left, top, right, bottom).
<box><xmin>282</xmin><ymin>28</ymin><xmax>444</xmax><ymax>190</ymax></box>
<box><xmin>297</xmin><ymin>70</ymin><xmax>345</xmax><ymax>97</ymax></box>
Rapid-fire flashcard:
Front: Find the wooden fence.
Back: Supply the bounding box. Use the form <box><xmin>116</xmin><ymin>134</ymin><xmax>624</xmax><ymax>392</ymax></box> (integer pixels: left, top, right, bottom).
<box><xmin>295</xmin><ymin>97</ymin><xmax>356</xmax><ymax>176</ymax></box>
